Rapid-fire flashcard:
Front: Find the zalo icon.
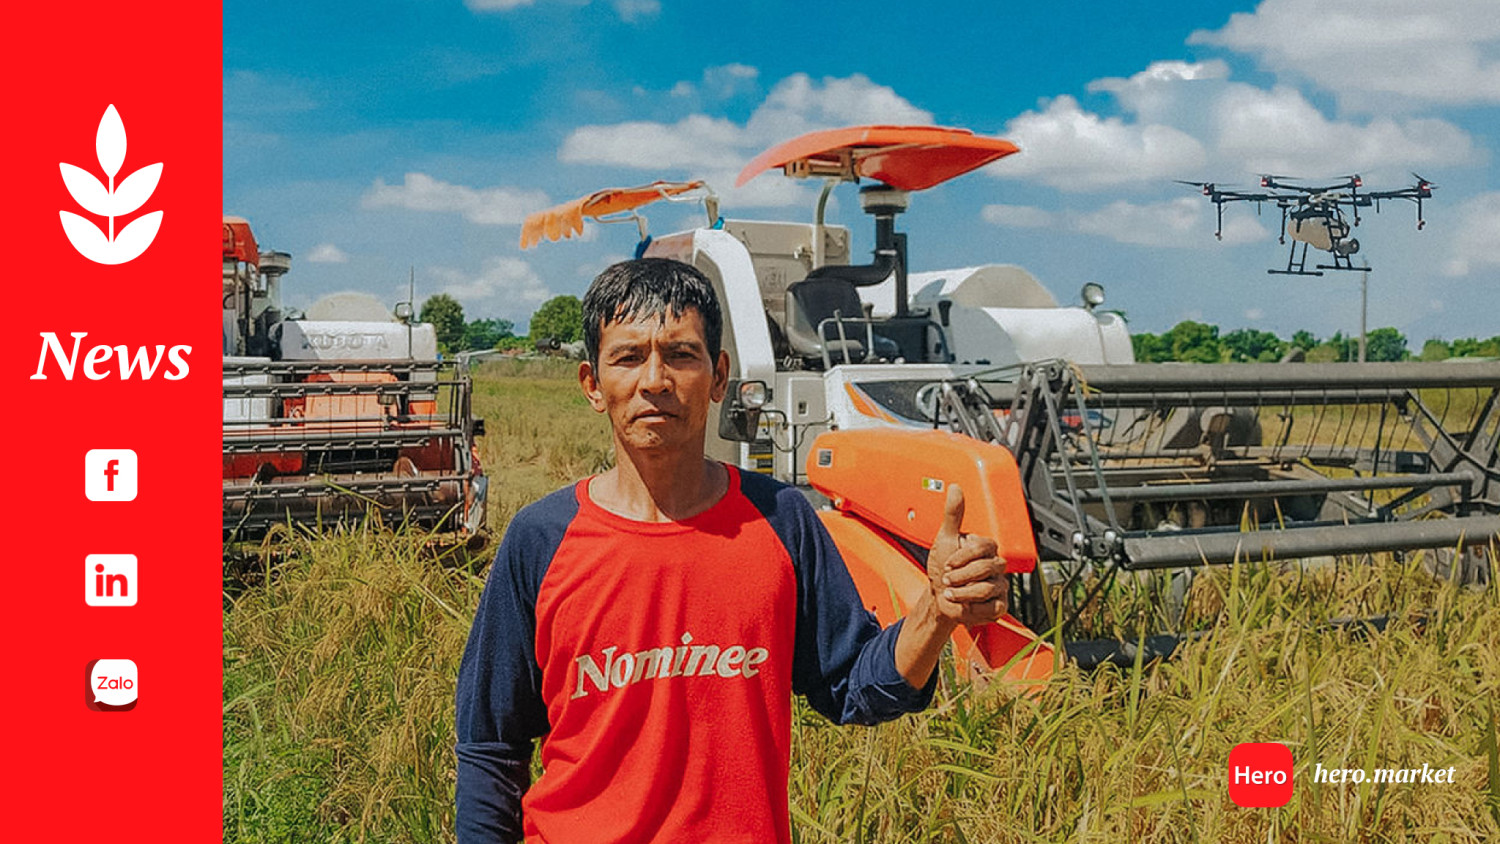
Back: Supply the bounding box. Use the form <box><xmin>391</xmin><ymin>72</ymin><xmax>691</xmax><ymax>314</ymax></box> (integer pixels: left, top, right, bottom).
<box><xmin>86</xmin><ymin>659</ymin><xmax>138</xmax><ymax>711</ymax></box>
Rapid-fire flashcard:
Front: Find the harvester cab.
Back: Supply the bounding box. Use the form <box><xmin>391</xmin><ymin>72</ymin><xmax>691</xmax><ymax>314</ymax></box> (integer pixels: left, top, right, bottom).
<box><xmin>222</xmin><ymin>216</ymin><xmax>488</xmax><ymax>547</ymax></box>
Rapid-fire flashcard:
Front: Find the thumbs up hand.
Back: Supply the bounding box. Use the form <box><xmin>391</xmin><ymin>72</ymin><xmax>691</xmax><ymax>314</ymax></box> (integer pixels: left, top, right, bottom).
<box><xmin>927</xmin><ymin>484</ymin><xmax>1008</xmax><ymax>626</ymax></box>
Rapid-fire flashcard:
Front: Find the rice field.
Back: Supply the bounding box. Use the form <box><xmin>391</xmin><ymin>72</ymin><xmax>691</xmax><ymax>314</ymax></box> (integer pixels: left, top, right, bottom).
<box><xmin>222</xmin><ymin>359</ymin><xmax>1500</xmax><ymax>843</ymax></box>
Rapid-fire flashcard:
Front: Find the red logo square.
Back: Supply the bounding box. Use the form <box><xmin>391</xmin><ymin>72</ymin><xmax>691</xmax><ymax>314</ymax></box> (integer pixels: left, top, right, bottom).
<box><xmin>1228</xmin><ymin>742</ymin><xmax>1293</xmax><ymax>807</ymax></box>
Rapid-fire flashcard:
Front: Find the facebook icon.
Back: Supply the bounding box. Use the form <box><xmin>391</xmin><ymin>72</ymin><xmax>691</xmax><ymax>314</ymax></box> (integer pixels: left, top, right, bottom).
<box><xmin>85</xmin><ymin>449</ymin><xmax>137</xmax><ymax>501</ymax></box>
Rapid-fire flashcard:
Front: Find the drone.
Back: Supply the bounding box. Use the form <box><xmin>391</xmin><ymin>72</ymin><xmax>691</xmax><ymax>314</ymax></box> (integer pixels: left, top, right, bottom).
<box><xmin>1180</xmin><ymin>174</ymin><xmax>1436</xmax><ymax>276</ymax></box>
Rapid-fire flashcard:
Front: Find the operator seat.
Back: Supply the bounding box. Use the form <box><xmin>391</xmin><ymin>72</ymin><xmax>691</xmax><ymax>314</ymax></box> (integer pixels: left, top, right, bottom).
<box><xmin>783</xmin><ymin>277</ymin><xmax>867</xmax><ymax>367</ymax></box>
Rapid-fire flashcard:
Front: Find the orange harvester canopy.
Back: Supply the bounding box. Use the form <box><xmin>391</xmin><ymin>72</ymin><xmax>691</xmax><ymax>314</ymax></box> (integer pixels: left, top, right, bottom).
<box><xmin>223</xmin><ymin>215</ymin><xmax>258</xmax><ymax>265</ymax></box>
<box><xmin>735</xmin><ymin>125</ymin><xmax>1019</xmax><ymax>192</ymax></box>
<box><xmin>520</xmin><ymin>180</ymin><xmax>708</xmax><ymax>249</ymax></box>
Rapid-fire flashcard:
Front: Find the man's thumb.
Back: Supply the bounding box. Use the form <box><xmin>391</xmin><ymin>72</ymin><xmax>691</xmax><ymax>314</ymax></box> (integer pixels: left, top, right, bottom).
<box><xmin>936</xmin><ymin>483</ymin><xmax>965</xmax><ymax>543</ymax></box>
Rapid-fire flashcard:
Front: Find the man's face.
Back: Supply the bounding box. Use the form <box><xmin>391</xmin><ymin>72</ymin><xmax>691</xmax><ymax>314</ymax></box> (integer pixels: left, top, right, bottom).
<box><xmin>580</xmin><ymin>307</ymin><xmax>729</xmax><ymax>456</ymax></box>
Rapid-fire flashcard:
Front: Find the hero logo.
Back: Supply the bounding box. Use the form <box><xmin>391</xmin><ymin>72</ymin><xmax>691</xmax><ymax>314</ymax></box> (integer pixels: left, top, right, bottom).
<box><xmin>30</xmin><ymin>332</ymin><xmax>191</xmax><ymax>381</ymax></box>
<box><xmin>571</xmin><ymin>632</ymin><xmax>771</xmax><ymax>700</ymax></box>
<box><xmin>1228</xmin><ymin>742</ymin><xmax>1294</xmax><ymax>807</ymax></box>
<box><xmin>59</xmin><ymin>105</ymin><xmax>163</xmax><ymax>265</ymax></box>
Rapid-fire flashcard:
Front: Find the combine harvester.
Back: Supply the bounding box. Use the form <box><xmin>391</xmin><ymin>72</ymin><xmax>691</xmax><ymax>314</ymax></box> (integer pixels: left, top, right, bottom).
<box><xmin>222</xmin><ymin>216</ymin><xmax>488</xmax><ymax>547</ymax></box>
<box><xmin>522</xmin><ymin>126</ymin><xmax>1500</xmax><ymax>683</ymax></box>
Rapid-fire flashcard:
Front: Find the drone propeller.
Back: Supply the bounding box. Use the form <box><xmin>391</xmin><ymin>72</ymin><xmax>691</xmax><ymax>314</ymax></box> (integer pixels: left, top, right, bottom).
<box><xmin>1175</xmin><ymin>179</ymin><xmax>1216</xmax><ymax>195</ymax></box>
<box><xmin>1411</xmin><ymin>172</ymin><xmax>1438</xmax><ymax>190</ymax></box>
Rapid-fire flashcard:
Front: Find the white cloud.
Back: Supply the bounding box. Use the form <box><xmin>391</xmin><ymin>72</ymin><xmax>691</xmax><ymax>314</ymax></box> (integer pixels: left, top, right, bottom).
<box><xmin>463</xmin><ymin>0</ymin><xmax>659</xmax><ymax>21</ymax></box>
<box><xmin>558</xmin><ymin>73</ymin><xmax>931</xmax><ymax>207</ymax></box>
<box><xmin>1075</xmin><ymin>198</ymin><xmax>1237</xmax><ymax>247</ymax></box>
<box><xmin>559</xmin><ymin>115</ymin><xmax>746</xmax><ymax>170</ymax></box>
<box><xmin>577</xmin><ymin>253</ymin><xmax>632</xmax><ymax>280</ymax></box>
<box><xmin>464</xmin><ymin>0</ymin><xmax>536</xmax><ymax>10</ymax></box>
<box><xmin>1212</xmin><ymin>84</ymin><xmax>1476</xmax><ymax>178</ymax></box>
<box><xmin>992</xmin><ymin>95</ymin><xmax>1207</xmax><ymax>191</ymax></box>
<box><xmin>429</xmin><ymin>257</ymin><xmax>553</xmax><ymax>310</ymax></box>
<box><xmin>703</xmin><ymin>63</ymin><xmax>759</xmax><ymax>98</ymax></box>
<box><xmin>1087</xmin><ymin>60</ymin><xmax>1230</xmax><ymax>123</ymax></box>
<box><xmin>988</xmin><ymin>59</ymin><xmax>1474</xmax><ymax>191</ymax></box>
<box><xmin>670</xmin><ymin>63</ymin><xmax>759</xmax><ymax>102</ymax></box>
<box><xmin>982</xmin><ymin>197</ymin><xmax>1269</xmax><ymax>248</ymax></box>
<box><xmin>306</xmin><ymin>243</ymin><xmax>349</xmax><ymax>264</ymax></box>
<box><xmin>1443</xmin><ymin>192</ymin><xmax>1500</xmax><ymax>277</ymax></box>
<box><xmin>1245</xmin><ymin>308</ymin><xmax>1265</xmax><ymax>320</ymax></box>
<box><xmin>980</xmin><ymin>203</ymin><xmax>1056</xmax><ymax>229</ymax></box>
<box><xmin>223</xmin><ymin>70</ymin><xmax>318</xmax><ymax>116</ymax></box>
<box><xmin>743</xmin><ymin>73</ymin><xmax>932</xmax><ymax>143</ymax></box>
<box><xmin>1190</xmin><ymin>0</ymin><xmax>1500</xmax><ymax>107</ymax></box>
<box><xmin>361</xmin><ymin>173</ymin><xmax>550</xmax><ymax>225</ymax></box>
<box><xmin>612</xmin><ymin>0</ymin><xmax>660</xmax><ymax>22</ymax></box>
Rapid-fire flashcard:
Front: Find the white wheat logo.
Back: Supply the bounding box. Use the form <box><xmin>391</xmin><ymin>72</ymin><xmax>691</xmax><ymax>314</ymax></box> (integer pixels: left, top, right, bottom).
<box><xmin>59</xmin><ymin>104</ymin><xmax>163</xmax><ymax>265</ymax></box>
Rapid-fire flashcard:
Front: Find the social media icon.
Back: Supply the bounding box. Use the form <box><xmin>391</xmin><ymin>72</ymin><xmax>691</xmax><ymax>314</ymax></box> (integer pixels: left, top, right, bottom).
<box><xmin>1228</xmin><ymin>742</ymin><xmax>1294</xmax><ymax>807</ymax></box>
<box><xmin>85</xmin><ymin>554</ymin><xmax>137</xmax><ymax>607</ymax></box>
<box><xmin>85</xmin><ymin>449</ymin><xmax>137</xmax><ymax>501</ymax></box>
<box><xmin>85</xmin><ymin>658</ymin><xmax>138</xmax><ymax>711</ymax></box>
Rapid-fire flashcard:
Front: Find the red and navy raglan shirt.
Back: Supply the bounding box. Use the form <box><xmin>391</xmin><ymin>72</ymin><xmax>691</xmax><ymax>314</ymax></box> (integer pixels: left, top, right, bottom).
<box><xmin>455</xmin><ymin>465</ymin><xmax>935</xmax><ymax>843</ymax></box>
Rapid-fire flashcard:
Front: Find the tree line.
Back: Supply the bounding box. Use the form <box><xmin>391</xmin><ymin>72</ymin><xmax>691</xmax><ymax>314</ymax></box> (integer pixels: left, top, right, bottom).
<box><xmin>420</xmin><ymin>292</ymin><xmax>1497</xmax><ymax>364</ymax></box>
<box><xmin>418</xmin><ymin>293</ymin><xmax>583</xmax><ymax>354</ymax></box>
<box><xmin>1131</xmin><ymin>321</ymin><xmax>1500</xmax><ymax>364</ymax></box>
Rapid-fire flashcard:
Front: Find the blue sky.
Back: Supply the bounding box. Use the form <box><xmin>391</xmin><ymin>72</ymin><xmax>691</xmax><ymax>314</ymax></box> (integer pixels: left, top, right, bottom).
<box><xmin>225</xmin><ymin>0</ymin><xmax>1500</xmax><ymax>342</ymax></box>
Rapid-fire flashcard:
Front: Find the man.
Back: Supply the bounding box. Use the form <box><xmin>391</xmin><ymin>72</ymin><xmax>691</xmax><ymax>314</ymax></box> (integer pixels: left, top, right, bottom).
<box><xmin>455</xmin><ymin>258</ymin><xmax>1008</xmax><ymax>843</ymax></box>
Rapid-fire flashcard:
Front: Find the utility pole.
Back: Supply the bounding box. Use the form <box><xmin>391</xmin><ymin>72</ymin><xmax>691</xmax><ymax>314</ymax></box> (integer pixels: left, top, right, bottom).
<box><xmin>1359</xmin><ymin>259</ymin><xmax>1368</xmax><ymax>363</ymax></box>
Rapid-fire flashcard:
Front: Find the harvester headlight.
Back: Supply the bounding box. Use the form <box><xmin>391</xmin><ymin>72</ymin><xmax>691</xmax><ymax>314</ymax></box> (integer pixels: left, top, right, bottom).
<box><xmin>720</xmin><ymin>379</ymin><xmax>771</xmax><ymax>443</ymax></box>
<box><xmin>739</xmin><ymin>380</ymin><xmax>769</xmax><ymax>410</ymax></box>
<box><xmin>1081</xmin><ymin>282</ymin><xmax>1106</xmax><ymax>310</ymax></box>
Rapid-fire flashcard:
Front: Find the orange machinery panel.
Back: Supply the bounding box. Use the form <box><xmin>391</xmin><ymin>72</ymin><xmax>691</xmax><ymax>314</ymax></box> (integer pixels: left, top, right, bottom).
<box><xmin>817</xmin><ymin>509</ymin><xmax>1053</xmax><ymax>687</ymax></box>
<box><xmin>806</xmin><ymin>428</ymin><xmax>1038</xmax><ymax>574</ymax></box>
<box><xmin>290</xmin><ymin>371</ymin><xmax>397</xmax><ymax>421</ymax></box>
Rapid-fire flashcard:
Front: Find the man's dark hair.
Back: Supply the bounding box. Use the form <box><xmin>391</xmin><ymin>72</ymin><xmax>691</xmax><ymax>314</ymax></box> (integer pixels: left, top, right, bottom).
<box><xmin>582</xmin><ymin>258</ymin><xmax>723</xmax><ymax>369</ymax></box>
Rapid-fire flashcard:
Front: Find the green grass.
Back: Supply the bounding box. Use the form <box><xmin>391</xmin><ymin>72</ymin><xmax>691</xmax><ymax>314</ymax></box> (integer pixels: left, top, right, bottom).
<box><xmin>223</xmin><ymin>363</ymin><xmax>1500</xmax><ymax>843</ymax></box>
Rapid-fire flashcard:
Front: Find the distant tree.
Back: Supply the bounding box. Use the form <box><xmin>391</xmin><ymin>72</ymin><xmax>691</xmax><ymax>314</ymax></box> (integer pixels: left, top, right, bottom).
<box><xmin>462</xmin><ymin>317</ymin><xmax>515</xmax><ymax>351</ymax></box>
<box><xmin>1291</xmin><ymin>330</ymin><xmax>1319</xmax><ymax>352</ymax></box>
<box><xmin>1310</xmin><ymin>330</ymin><xmax>1353</xmax><ymax>363</ymax></box>
<box><xmin>1364</xmin><ymin>327</ymin><xmax>1408</xmax><ymax>362</ymax></box>
<box><xmin>1131</xmin><ymin>332</ymin><xmax>1171</xmax><ymax>363</ymax></box>
<box><xmin>529</xmin><ymin>295</ymin><xmax>583</xmax><ymax>343</ymax></box>
<box><xmin>420</xmin><ymin>294</ymin><xmax>466</xmax><ymax>353</ymax></box>
<box><xmin>1418</xmin><ymin>338</ymin><xmax>1451</xmax><ymax>362</ymax></box>
<box><xmin>1451</xmin><ymin>336</ymin><xmax>1500</xmax><ymax>358</ymax></box>
<box><xmin>1222</xmin><ymin>328</ymin><xmax>1287</xmax><ymax>363</ymax></box>
<box><xmin>1305</xmin><ymin>344</ymin><xmax>1341</xmax><ymax>363</ymax></box>
<box><xmin>1165</xmin><ymin>320</ymin><xmax>1221</xmax><ymax>363</ymax></box>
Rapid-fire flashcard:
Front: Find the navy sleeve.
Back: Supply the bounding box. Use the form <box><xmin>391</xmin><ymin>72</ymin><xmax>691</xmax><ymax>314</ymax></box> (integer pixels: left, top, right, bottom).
<box><xmin>454</xmin><ymin>487</ymin><xmax>577</xmax><ymax>843</ymax></box>
<box><xmin>739</xmin><ymin>471</ymin><xmax>937</xmax><ymax>725</ymax></box>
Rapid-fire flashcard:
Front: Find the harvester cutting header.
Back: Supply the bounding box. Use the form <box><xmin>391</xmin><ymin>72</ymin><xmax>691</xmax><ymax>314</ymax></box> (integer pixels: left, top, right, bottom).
<box><xmin>222</xmin><ymin>217</ymin><xmax>488</xmax><ymax>546</ymax></box>
<box><xmin>524</xmin><ymin>124</ymin><xmax>1497</xmax><ymax>680</ymax></box>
